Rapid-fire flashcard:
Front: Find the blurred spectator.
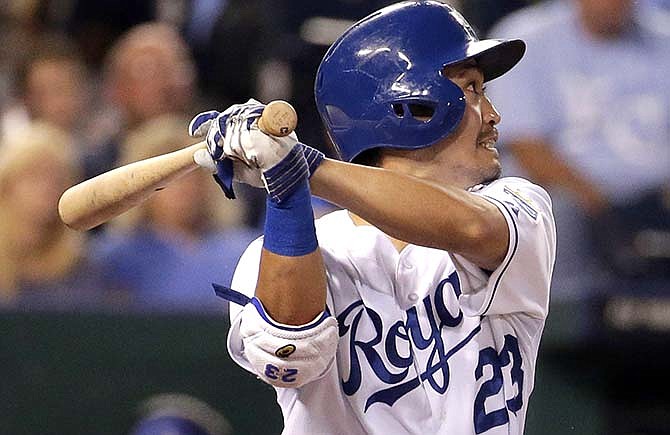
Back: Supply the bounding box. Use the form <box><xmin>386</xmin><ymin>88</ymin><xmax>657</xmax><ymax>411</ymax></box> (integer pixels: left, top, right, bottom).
<box><xmin>648</xmin><ymin>0</ymin><xmax>670</xmax><ymax>9</ymax></box>
<box><xmin>458</xmin><ymin>0</ymin><xmax>532</xmax><ymax>36</ymax></box>
<box><xmin>129</xmin><ymin>393</ymin><xmax>232</xmax><ymax>435</ymax></box>
<box><xmin>487</xmin><ymin>0</ymin><xmax>670</xmax><ymax>299</ymax></box>
<box><xmin>0</xmin><ymin>122</ymin><xmax>111</xmax><ymax>309</ymax></box>
<box><xmin>1</xmin><ymin>35</ymin><xmax>90</xmax><ymax>142</ymax></box>
<box><xmin>84</xmin><ymin>21</ymin><xmax>197</xmax><ymax>180</ymax></box>
<box><xmin>190</xmin><ymin>0</ymin><xmax>274</xmax><ymax>109</ymax></box>
<box><xmin>0</xmin><ymin>2</ymin><xmax>37</xmax><ymax>111</ymax></box>
<box><xmin>90</xmin><ymin>117</ymin><xmax>260</xmax><ymax>313</ymax></box>
<box><xmin>66</xmin><ymin>0</ymin><xmax>156</xmax><ymax>68</ymax></box>
<box><xmin>105</xmin><ymin>22</ymin><xmax>194</xmax><ymax>129</ymax></box>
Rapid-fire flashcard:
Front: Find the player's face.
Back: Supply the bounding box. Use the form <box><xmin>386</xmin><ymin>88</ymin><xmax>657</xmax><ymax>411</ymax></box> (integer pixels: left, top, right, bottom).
<box><xmin>432</xmin><ymin>64</ymin><xmax>502</xmax><ymax>187</ymax></box>
<box><xmin>379</xmin><ymin>64</ymin><xmax>502</xmax><ymax>188</ymax></box>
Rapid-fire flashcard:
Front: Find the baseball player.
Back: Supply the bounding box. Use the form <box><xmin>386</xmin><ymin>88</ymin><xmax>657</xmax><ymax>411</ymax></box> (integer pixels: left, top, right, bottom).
<box><xmin>188</xmin><ymin>2</ymin><xmax>556</xmax><ymax>434</ymax></box>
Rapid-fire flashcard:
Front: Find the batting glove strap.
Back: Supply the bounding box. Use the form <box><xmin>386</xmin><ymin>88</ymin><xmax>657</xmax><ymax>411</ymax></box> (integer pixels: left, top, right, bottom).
<box><xmin>212</xmin><ymin>159</ymin><xmax>236</xmax><ymax>199</ymax></box>
<box><xmin>262</xmin><ymin>143</ymin><xmax>309</xmax><ymax>203</ymax></box>
<box><xmin>302</xmin><ymin>144</ymin><xmax>325</xmax><ymax>177</ymax></box>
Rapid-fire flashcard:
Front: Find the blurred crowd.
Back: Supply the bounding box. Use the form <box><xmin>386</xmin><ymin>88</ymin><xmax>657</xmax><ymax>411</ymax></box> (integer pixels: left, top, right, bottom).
<box><xmin>0</xmin><ymin>0</ymin><xmax>668</xmax><ymax>315</ymax></box>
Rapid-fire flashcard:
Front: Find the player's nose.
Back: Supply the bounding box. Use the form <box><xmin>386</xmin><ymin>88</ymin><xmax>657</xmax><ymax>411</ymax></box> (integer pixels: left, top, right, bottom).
<box><xmin>482</xmin><ymin>96</ymin><xmax>501</xmax><ymax>126</ymax></box>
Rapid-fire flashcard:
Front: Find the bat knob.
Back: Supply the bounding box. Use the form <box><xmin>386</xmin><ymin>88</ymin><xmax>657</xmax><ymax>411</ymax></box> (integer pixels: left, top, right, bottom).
<box><xmin>258</xmin><ymin>101</ymin><xmax>298</xmax><ymax>137</ymax></box>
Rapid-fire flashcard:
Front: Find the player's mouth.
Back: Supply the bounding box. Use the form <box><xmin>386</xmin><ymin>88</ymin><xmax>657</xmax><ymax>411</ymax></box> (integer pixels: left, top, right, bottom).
<box><xmin>477</xmin><ymin>131</ymin><xmax>499</xmax><ymax>151</ymax></box>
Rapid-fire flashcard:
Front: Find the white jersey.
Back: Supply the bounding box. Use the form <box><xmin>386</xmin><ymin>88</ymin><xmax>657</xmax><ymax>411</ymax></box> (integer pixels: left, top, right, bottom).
<box><xmin>227</xmin><ymin>177</ymin><xmax>556</xmax><ymax>435</ymax></box>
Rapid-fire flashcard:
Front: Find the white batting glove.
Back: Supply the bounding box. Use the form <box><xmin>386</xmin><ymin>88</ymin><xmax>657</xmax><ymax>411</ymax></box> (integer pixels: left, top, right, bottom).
<box><xmin>193</xmin><ymin>148</ymin><xmax>264</xmax><ymax>188</ymax></box>
<box><xmin>190</xmin><ymin>100</ymin><xmax>264</xmax><ymax>161</ymax></box>
<box><xmin>222</xmin><ymin>104</ymin><xmax>314</xmax><ymax>203</ymax></box>
<box><xmin>221</xmin><ymin>102</ymin><xmax>300</xmax><ymax>171</ymax></box>
<box><xmin>191</xmin><ymin>100</ymin><xmax>326</xmax><ymax>203</ymax></box>
<box><xmin>190</xmin><ymin>99</ymin><xmax>299</xmax><ymax>170</ymax></box>
<box><xmin>189</xmin><ymin>105</ymin><xmax>265</xmax><ymax>198</ymax></box>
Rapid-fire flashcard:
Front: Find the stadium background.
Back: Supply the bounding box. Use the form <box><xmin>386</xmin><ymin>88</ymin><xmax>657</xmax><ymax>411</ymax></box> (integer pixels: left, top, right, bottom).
<box><xmin>0</xmin><ymin>1</ymin><xmax>668</xmax><ymax>433</ymax></box>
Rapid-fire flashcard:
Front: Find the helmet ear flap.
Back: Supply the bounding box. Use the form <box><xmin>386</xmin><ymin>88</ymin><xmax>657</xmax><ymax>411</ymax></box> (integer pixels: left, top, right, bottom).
<box><xmin>386</xmin><ymin>73</ymin><xmax>466</xmax><ymax>135</ymax></box>
<box><xmin>391</xmin><ymin>102</ymin><xmax>436</xmax><ymax>123</ymax></box>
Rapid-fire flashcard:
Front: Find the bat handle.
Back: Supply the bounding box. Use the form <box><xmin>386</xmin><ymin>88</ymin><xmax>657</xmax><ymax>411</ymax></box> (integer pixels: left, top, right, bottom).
<box><xmin>57</xmin><ymin>100</ymin><xmax>297</xmax><ymax>232</ymax></box>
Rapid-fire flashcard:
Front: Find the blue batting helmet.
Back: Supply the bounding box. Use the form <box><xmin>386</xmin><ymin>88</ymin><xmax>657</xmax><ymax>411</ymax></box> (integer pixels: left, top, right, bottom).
<box><xmin>314</xmin><ymin>1</ymin><xmax>525</xmax><ymax>163</ymax></box>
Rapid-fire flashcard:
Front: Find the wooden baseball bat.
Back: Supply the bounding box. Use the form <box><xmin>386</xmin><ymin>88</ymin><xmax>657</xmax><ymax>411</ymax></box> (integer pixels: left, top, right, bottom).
<box><xmin>58</xmin><ymin>100</ymin><xmax>297</xmax><ymax>231</ymax></box>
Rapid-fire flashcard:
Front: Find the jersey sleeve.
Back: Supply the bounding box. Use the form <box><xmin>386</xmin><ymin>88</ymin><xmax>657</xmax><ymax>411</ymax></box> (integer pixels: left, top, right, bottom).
<box><xmin>451</xmin><ymin>177</ymin><xmax>556</xmax><ymax>319</ymax></box>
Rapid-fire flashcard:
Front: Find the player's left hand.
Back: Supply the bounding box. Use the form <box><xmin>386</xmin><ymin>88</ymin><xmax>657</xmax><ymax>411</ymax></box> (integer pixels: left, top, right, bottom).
<box><xmin>189</xmin><ymin>103</ymin><xmax>266</xmax><ymax>198</ymax></box>
<box><xmin>190</xmin><ymin>99</ymin><xmax>300</xmax><ymax>170</ymax></box>
<box><xmin>190</xmin><ymin>99</ymin><xmax>326</xmax><ymax>202</ymax></box>
<box><xmin>189</xmin><ymin>99</ymin><xmax>263</xmax><ymax>160</ymax></box>
<box><xmin>228</xmin><ymin>101</ymin><xmax>301</xmax><ymax>172</ymax></box>
<box><xmin>193</xmin><ymin>148</ymin><xmax>264</xmax><ymax>188</ymax></box>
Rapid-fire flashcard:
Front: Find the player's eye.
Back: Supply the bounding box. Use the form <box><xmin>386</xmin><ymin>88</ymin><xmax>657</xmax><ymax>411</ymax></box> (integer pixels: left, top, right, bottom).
<box><xmin>465</xmin><ymin>81</ymin><xmax>484</xmax><ymax>95</ymax></box>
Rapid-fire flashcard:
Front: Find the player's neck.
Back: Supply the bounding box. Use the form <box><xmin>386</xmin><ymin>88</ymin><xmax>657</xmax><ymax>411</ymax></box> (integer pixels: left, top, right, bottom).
<box><xmin>348</xmin><ymin>211</ymin><xmax>409</xmax><ymax>252</ymax></box>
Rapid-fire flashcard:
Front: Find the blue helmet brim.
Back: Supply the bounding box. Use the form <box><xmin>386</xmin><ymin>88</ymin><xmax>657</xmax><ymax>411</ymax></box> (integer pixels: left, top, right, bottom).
<box><xmin>446</xmin><ymin>38</ymin><xmax>526</xmax><ymax>83</ymax></box>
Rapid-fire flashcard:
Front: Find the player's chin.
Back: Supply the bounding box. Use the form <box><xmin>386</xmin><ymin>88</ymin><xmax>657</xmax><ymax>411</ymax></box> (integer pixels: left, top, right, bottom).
<box><xmin>478</xmin><ymin>160</ymin><xmax>503</xmax><ymax>185</ymax></box>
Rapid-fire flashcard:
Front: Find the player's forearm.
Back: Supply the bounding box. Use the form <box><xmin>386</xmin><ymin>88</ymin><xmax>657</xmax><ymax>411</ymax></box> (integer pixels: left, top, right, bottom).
<box><xmin>255</xmin><ymin>248</ymin><xmax>327</xmax><ymax>325</ymax></box>
<box><xmin>253</xmin><ymin>170</ymin><xmax>328</xmax><ymax>325</ymax></box>
<box><xmin>310</xmin><ymin>158</ymin><xmax>508</xmax><ymax>270</ymax></box>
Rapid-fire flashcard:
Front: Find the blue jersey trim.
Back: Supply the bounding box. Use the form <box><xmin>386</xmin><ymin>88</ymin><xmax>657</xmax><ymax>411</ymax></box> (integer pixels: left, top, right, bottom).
<box><xmin>250</xmin><ymin>297</ymin><xmax>331</xmax><ymax>332</ymax></box>
<box><xmin>480</xmin><ymin>195</ymin><xmax>519</xmax><ymax>316</ymax></box>
<box><xmin>212</xmin><ymin>284</ymin><xmax>331</xmax><ymax>330</ymax></box>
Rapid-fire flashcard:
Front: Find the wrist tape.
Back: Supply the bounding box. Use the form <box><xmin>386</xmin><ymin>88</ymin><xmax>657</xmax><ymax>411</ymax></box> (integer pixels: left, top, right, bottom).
<box><xmin>263</xmin><ymin>176</ymin><xmax>318</xmax><ymax>257</ymax></box>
